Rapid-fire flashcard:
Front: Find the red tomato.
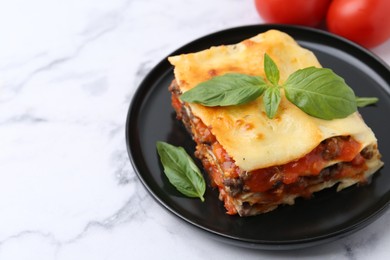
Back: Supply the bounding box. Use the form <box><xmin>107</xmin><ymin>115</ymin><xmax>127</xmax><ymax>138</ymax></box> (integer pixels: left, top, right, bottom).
<box><xmin>326</xmin><ymin>0</ymin><xmax>390</xmax><ymax>48</ymax></box>
<box><xmin>254</xmin><ymin>0</ymin><xmax>332</xmax><ymax>27</ymax></box>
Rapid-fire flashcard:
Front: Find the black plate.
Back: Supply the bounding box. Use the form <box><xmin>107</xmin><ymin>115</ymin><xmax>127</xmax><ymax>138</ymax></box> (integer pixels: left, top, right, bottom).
<box><xmin>126</xmin><ymin>25</ymin><xmax>390</xmax><ymax>250</ymax></box>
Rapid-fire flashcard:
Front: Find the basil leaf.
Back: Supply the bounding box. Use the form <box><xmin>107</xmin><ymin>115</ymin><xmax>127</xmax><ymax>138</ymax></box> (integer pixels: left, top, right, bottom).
<box><xmin>263</xmin><ymin>87</ymin><xmax>281</xmax><ymax>119</ymax></box>
<box><xmin>156</xmin><ymin>141</ymin><xmax>206</xmax><ymax>201</ymax></box>
<box><xmin>284</xmin><ymin>67</ymin><xmax>357</xmax><ymax>120</ymax></box>
<box><xmin>356</xmin><ymin>96</ymin><xmax>379</xmax><ymax>107</ymax></box>
<box><xmin>180</xmin><ymin>73</ymin><xmax>267</xmax><ymax>106</ymax></box>
<box><xmin>264</xmin><ymin>53</ymin><xmax>280</xmax><ymax>86</ymax></box>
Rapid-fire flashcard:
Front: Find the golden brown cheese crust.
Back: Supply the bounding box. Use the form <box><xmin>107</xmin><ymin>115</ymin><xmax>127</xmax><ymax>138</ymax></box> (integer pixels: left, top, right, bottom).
<box><xmin>168</xmin><ymin>30</ymin><xmax>378</xmax><ymax>172</ymax></box>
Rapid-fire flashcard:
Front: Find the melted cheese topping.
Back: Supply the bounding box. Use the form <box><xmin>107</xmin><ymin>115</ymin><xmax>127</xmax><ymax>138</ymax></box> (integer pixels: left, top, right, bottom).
<box><xmin>168</xmin><ymin>30</ymin><xmax>378</xmax><ymax>171</ymax></box>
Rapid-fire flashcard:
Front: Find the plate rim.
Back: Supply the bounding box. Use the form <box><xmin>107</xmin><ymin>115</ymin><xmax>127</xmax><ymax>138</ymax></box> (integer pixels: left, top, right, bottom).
<box><xmin>126</xmin><ymin>24</ymin><xmax>390</xmax><ymax>250</ymax></box>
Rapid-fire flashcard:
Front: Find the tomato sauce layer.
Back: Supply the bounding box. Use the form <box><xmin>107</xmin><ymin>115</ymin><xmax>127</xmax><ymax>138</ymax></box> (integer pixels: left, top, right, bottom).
<box><xmin>245</xmin><ymin>136</ymin><xmax>364</xmax><ymax>192</ymax></box>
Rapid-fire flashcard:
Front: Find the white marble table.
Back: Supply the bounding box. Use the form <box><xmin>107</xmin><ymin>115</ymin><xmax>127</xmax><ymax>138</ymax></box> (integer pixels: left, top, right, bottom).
<box><xmin>1</xmin><ymin>0</ymin><xmax>390</xmax><ymax>259</ymax></box>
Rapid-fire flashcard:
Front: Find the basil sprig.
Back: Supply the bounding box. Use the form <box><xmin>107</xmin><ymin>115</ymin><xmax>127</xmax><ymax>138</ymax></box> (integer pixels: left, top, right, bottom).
<box><xmin>180</xmin><ymin>73</ymin><xmax>267</xmax><ymax>106</ymax></box>
<box><xmin>356</xmin><ymin>96</ymin><xmax>379</xmax><ymax>107</ymax></box>
<box><xmin>263</xmin><ymin>86</ymin><xmax>281</xmax><ymax>119</ymax></box>
<box><xmin>156</xmin><ymin>141</ymin><xmax>206</xmax><ymax>201</ymax></box>
<box><xmin>264</xmin><ymin>52</ymin><xmax>280</xmax><ymax>86</ymax></box>
<box><xmin>284</xmin><ymin>67</ymin><xmax>356</xmax><ymax>119</ymax></box>
<box><xmin>180</xmin><ymin>53</ymin><xmax>378</xmax><ymax>120</ymax></box>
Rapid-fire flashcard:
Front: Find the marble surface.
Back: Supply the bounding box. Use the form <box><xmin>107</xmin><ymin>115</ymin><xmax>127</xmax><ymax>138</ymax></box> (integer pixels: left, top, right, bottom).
<box><xmin>1</xmin><ymin>0</ymin><xmax>390</xmax><ymax>259</ymax></box>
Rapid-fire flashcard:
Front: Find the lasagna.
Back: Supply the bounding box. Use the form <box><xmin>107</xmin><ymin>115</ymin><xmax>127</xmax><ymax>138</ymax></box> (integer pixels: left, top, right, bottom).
<box><xmin>168</xmin><ymin>30</ymin><xmax>384</xmax><ymax>216</ymax></box>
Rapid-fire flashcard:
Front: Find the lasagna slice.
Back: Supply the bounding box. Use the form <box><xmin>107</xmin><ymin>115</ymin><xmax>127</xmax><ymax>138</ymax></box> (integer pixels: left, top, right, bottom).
<box><xmin>168</xmin><ymin>30</ymin><xmax>384</xmax><ymax>216</ymax></box>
